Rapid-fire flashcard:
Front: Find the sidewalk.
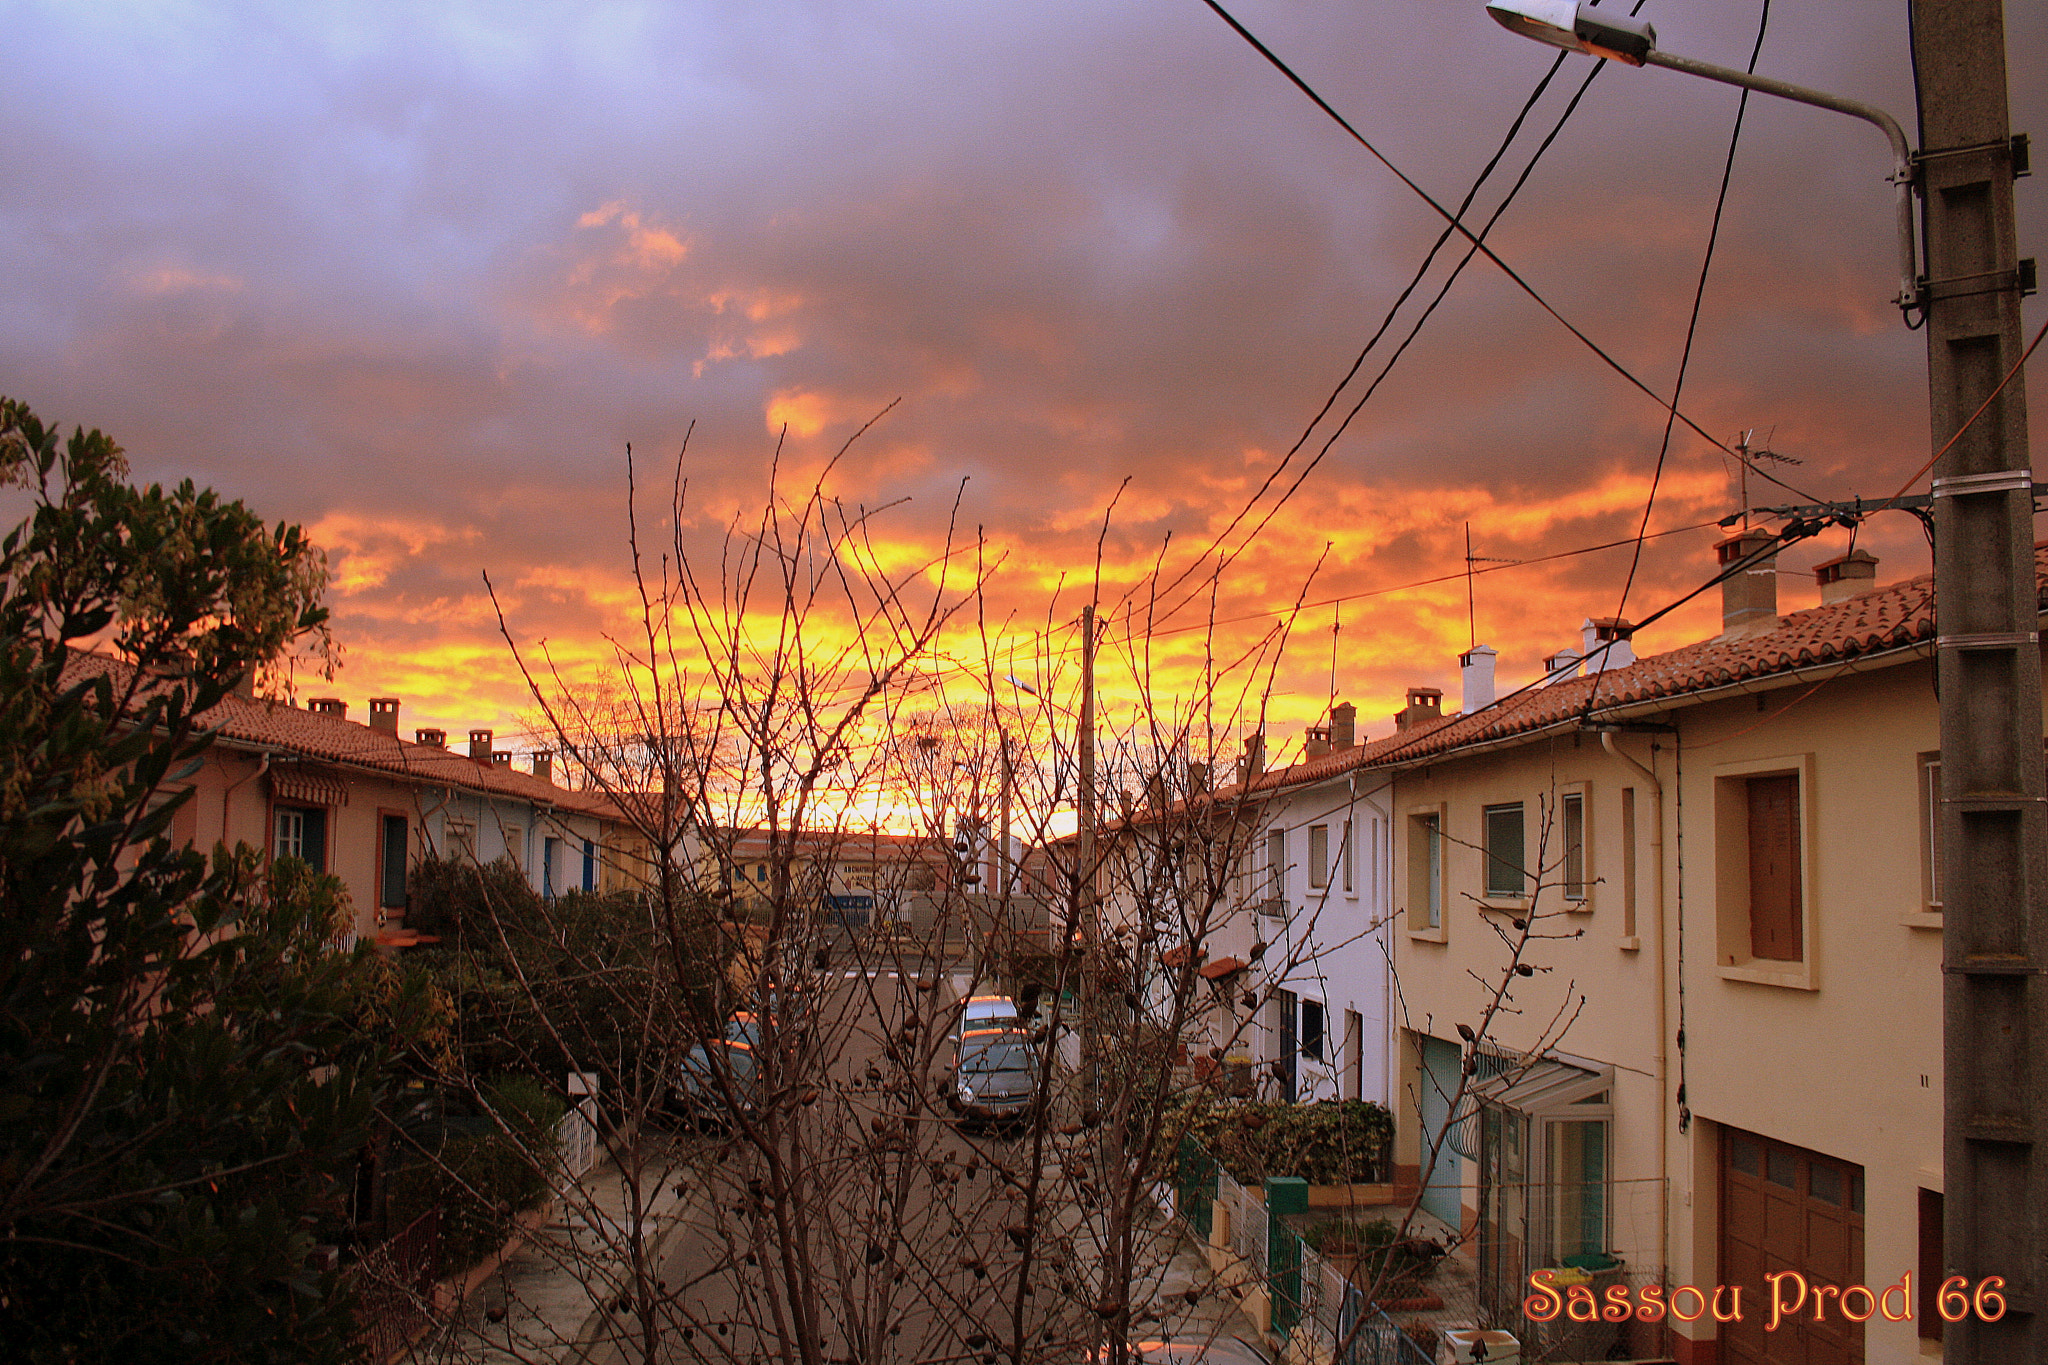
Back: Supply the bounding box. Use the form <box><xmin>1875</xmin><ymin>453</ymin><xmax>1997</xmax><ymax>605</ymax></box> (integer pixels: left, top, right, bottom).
<box><xmin>420</xmin><ymin>1134</ymin><xmax>693</xmax><ymax>1364</ymax></box>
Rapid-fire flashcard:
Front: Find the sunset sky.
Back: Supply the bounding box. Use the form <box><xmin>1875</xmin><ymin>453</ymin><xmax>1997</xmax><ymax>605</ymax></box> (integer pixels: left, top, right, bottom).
<box><xmin>5</xmin><ymin>1</ymin><xmax>2044</xmax><ymax>781</ymax></box>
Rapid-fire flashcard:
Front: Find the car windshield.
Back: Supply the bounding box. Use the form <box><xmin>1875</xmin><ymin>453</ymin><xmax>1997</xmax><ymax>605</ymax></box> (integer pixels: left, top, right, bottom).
<box><xmin>961</xmin><ymin>1038</ymin><xmax>1033</xmax><ymax>1075</ymax></box>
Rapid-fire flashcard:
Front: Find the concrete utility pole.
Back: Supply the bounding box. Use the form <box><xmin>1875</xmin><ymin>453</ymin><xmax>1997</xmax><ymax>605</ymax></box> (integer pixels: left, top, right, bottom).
<box><xmin>1916</xmin><ymin>2</ymin><xmax>2045</xmax><ymax>1359</ymax></box>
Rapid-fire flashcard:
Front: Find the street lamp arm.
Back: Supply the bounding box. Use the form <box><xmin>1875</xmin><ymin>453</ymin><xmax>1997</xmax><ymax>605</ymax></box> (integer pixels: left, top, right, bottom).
<box><xmin>1641</xmin><ymin>49</ymin><xmax>1911</xmax><ymax>177</ymax></box>
<box><xmin>1486</xmin><ymin>0</ymin><xmax>1922</xmax><ymax>319</ymax></box>
<box><xmin>1640</xmin><ymin>48</ymin><xmax>1919</xmax><ymax>316</ymax></box>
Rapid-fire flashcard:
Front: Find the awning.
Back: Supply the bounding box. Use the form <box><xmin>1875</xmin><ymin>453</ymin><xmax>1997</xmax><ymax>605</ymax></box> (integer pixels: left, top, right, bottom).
<box><xmin>269</xmin><ymin>765</ymin><xmax>350</xmax><ymax>808</ymax></box>
<box><xmin>1452</xmin><ymin>1054</ymin><xmax>1611</xmax><ymax>1160</ymax></box>
<box><xmin>1198</xmin><ymin>955</ymin><xmax>1247</xmax><ymax>981</ymax></box>
<box><xmin>1160</xmin><ymin>944</ymin><xmax>1205</xmax><ymax>968</ymax></box>
<box><xmin>1473</xmin><ymin>1056</ymin><xmax>1611</xmax><ymax>1111</ymax></box>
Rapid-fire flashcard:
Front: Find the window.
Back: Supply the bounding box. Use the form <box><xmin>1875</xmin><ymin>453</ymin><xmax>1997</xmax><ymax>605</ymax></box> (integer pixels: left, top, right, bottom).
<box><xmin>1264</xmin><ymin>829</ymin><xmax>1286</xmax><ymax>912</ymax></box>
<box><xmin>1620</xmin><ymin>787</ymin><xmax>1638</xmax><ymax>938</ymax></box>
<box><xmin>500</xmin><ymin>824</ymin><xmax>524</xmax><ymax>873</ymax></box>
<box><xmin>1341</xmin><ymin>819</ymin><xmax>1354</xmax><ymax>893</ymax></box>
<box><xmin>1747</xmin><ymin>774</ymin><xmax>1802</xmax><ymax>960</ymax></box>
<box><xmin>582</xmin><ymin>838</ymin><xmax>597</xmax><ymax>892</ymax></box>
<box><xmin>1308</xmin><ymin>824</ymin><xmax>1330</xmax><ymax>889</ymax></box>
<box><xmin>1410</xmin><ymin>813</ymin><xmax>1443</xmax><ymax>929</ymax></box>
<box><xmin>543</xmin><ymin>836</ymin><xmax>561</xmax><ymax>899</ymax></box>
<box><xmin>1301</xmin><ymin>998</ymin><xmax>1326</xmax><ymax>1062</ymax></box>
<box><xmin>444</xmin><ymin>818</ymin><xmax>476</xmax><ymax>863</ymax></box>
<box><xmin>1920</xmin><ymin>753</ymin><xmax>1943</xmax><ymax>909</ymax></box>
<box><xmin>273</xmin><ymin>805</ymin><xmax>327</xmax><ymax>873</ymax></box>
<box><xmin>1713</xmin><ymin>757</ymin><xmax>1814</xmax><ymax>983</ymax></box>
<box><xmin>1560</xmin><ymin>791</ymin><xmax>1586</xmax><ymax>902</ymax></box>
<box><xmin>1484</xmin><ymin>802</ymin><xmax>1525</xmax><ymax>899</ymax></box>
<box><xmin>379</xmin><ymin>814</ymin><xmax>407</xmax><ymax>910</ymax></box>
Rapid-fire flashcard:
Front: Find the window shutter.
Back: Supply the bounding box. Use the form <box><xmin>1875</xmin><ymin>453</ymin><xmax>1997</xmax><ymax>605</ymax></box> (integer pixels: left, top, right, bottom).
<box><xmin>1747</xmin><ymin>774</ymin><xmax>1802</xmax><ymax>960</ymax></box>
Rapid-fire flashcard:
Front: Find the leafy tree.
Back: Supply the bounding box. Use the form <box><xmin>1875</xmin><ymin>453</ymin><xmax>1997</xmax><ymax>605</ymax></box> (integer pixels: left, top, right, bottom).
<box><xmin>0</xmin><ymin>398</ymin><xmax>440</xmax><ymax>1363</ymax></box>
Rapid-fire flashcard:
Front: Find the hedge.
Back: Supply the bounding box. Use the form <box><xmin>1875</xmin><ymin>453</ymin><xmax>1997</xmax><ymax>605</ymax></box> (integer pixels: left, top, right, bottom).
<box><xmin>1164</xmin><ymin>1096</ymin><xmax>1393</xmax><ymax>1186</ymax></box>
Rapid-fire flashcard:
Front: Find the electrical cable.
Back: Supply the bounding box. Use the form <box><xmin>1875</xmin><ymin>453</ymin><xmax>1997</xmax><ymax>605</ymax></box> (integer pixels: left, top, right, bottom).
<box><xmin>1587</xmin><ymin>0</ymin><xmax>1773</xmax><ymax>717</ymax></box>
<box><xmin>1131</xmin><ymin>21</ymin><xmax>1587</xmax><ymax>627</ymax></box>
<box><xmin>1191</xmin><ymin>0</ymin><xmax>1758</xmax><ymax>492</ymax></box>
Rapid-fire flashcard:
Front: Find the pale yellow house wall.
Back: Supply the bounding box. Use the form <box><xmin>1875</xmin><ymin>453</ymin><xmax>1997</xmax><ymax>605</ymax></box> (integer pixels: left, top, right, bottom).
<box><xmin>1389</xmin><ymin>724</ymin><xmax>1667</xmax><ymax>1273</ymax></box>
<box><xmin>1388</xmin><ymin>646</ymin><xmax>1998</xmax><ymax>1363</ymax></box>
<box><xmin>1673</xmin><ymin>657</ymin><xmax>1948</xmax><ymax>1362</ymax></box>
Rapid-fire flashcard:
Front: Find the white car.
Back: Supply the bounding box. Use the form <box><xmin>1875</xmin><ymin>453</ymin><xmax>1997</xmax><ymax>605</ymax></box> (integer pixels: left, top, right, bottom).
<box><xmin>955</xmin><ymin>993</ymin><xmax>1022</xmax><ymax>1041</ymax></box>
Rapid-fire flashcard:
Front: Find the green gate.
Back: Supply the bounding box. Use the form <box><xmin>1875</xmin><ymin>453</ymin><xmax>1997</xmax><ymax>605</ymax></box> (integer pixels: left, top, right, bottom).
<box><xmin>1175</xmin><ymin>1134</ymin><xmax>1218</xmax><ymax>1240</ymax></box>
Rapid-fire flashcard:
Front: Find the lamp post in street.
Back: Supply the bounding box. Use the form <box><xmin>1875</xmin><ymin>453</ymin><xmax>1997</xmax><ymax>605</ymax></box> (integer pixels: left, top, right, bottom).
<box><xmin>1488</xmin><ymin>4</ymin><xmax>2041</xmax><ymax>1360</ymax></box>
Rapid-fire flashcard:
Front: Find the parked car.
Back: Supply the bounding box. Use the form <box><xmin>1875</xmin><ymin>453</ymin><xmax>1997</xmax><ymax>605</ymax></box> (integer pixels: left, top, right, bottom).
<box><xmin>668</xmin><ymin>1015</ymin><xmax>762</xmax><ymax>1129</ymax></box>
<box><xmin>949</xmin><ymin>1026</ymin><xmax>1040</xmax><ymax>1131</ymax></box>
<box><xmin>955</xmin><ymin>993</ymin><xmax>1024</xmax><ymax>1043</ymax></box>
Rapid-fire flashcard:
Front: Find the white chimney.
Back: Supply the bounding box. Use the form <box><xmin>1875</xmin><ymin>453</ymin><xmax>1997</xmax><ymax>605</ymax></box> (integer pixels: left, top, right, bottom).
<box><xmin>1580</xmin><ymin>617</ymin><xmax>1636</xmax><ymax>670</ymax></box>
<box><xmin>1460</xmin><ymin>645</ymin><xmax>1498</xmax><ymax>711</ymax></box>
<box><xmin>1542</xmin><ymin>648</ymin><xmax>1582</xmax><ymax>682</ymax></box>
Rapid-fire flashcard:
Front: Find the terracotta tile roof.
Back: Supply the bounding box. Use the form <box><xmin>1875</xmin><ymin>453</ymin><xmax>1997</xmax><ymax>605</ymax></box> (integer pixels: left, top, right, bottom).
<box><xmin>61</xmin><ymin>649</ymin><xmax>619</xmax><ymax>818</ymax></box>
<box><xmin>1365</xmin><ymin>547</ymin><xmax>2048</xmax><ymax>770</ymax></box>
<box><xmin>1244</xmin><ymin>545</ymin><xmax>2048</xmax><ymax>781</ymax></box>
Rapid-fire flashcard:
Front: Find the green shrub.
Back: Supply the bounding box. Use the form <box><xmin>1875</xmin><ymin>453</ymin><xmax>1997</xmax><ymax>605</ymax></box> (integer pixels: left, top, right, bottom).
<box><xmin>385</xmin><ymin>1078</ymin><xmax>565</xmax><ymax>1278</ymax></box>
<box><xmin>1161</xmin><ymin>1096</ymin><xmax>1392</xmax><ymax>1186</ymax></box>
<box><xmin>1304</xmin><ymin>1217</ymin><xmax>1439</xmax><ymax>1288</ymax></box>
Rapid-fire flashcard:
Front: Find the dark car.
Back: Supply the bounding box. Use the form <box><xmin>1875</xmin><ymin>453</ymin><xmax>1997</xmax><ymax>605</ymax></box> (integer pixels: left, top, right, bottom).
<box><xmin>668</xmin><ymin>1016</ymin><xmax>763</xmax><ymax>1128</ymax></box>
<box><xmin>949</xmin><ymin>1027</ymin><xmax>1040</xmax><ymax>1132</ymax></box>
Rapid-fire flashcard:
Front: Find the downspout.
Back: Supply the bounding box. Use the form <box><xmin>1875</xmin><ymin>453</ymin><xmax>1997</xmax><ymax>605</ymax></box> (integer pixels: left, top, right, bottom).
<box><xmin>1601</xmin><ymin>729</ymin><xmax>1669</xmax><ymax>1289</ymax></box>
<box><xmin>222</xmin><ymin>750</ymin><xmax>274</xmax><ymax>846</ymax></box>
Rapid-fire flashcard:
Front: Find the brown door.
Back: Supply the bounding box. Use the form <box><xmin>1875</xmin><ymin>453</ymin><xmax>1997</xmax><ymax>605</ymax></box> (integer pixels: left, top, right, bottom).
<box><xmin>1720</xmin><ymin>1127</ymin><xmax>1865</xmax><ymax>1363</ymax></box>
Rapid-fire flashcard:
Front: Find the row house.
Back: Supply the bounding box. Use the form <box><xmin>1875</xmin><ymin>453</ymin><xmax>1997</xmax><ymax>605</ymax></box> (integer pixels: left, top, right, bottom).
<box><xmin>73</xmin><ymin>650</ymin><xmax>626</xmax><ymax>944</ymax></box>
<box><xmin>1367</xmin><ymin>535</ymin><xmax>2017</xmax><ymax>1364</ymax></box>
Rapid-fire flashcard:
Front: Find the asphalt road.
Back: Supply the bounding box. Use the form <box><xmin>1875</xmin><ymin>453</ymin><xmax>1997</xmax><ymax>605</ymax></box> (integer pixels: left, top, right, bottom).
<box><xmin>597</xmin><ymin>952</ymin><xmax>1226</xmax><ymax>1365</ymax></box>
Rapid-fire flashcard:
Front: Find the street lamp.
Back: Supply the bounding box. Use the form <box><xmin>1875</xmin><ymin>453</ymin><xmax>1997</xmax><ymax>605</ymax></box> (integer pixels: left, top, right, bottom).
<box><xmin>1484</xmin><ymin>0</ymin><xmax>1921</xmax><ymax>317</ymax></box>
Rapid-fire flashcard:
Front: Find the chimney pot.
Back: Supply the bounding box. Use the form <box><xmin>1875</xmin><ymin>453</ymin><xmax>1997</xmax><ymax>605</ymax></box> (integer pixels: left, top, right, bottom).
<box><xmin>1240</xmin><ymin>732</ymin><xmax>1266</xmax><ymax>784</ymax></box>
<box><xmin>1304</xmin><ymin>724</ymin><xmax>1332</xmax><ymax>759</ymax></box>
<box><xmin>1330</xmin><ymin>702</ymin><xmax>1356</xmax><ymax>751</ymax></box>
<box><xmin>469</xmin><ymin>728</ymin><xmax>494</xmax><ymax>762</ymax></box>
<box><xmin>1814</xmin><ymin>549</ymin><xmax>1878</xmax><ymax>605</ymax></box>
<box><xmin>1580</xmin><ymin>617</ymin><xmax>1636</xmax><ymax>670</ymax></box>
<box><xmin>369</xmin><ymin>697</ymin><xmax>400</xmax><ymax>735</ymax></box>
<box><xmin>1542</xmin><ymin>648</ymin><xmax>1582</xmax><ymax>681</ymax></box>
<box><xmin>1461</xmin><ymin>645</ymin><xmax>1498</xmax><ymax>711</ymax></box>
<box><xmin>1395</xmin><ymin>687</ymin><xmax>1443</xmax><ymax>731</ymax></box>
<box><xmin>416</xmin><ymin>727</ymin><xmax>447</xmax><ymax>748</ymax></box>
<box><xmin>491</xmin><ymin>750</ymin><xmax>513</xmax><ymax>767</ymax></box>
<box><xmin>1716</xmin><ymin>529</ymin><xmax>1780</xmax><ymax>638</ymax></box>
<box><xmin>308</xmin><ymin>697</ymin><xmax>347</xmax><ymax>718</ymax></box>
<box><xmin>531</xmin><ymin>751</ymin><xmax>553</xmax><ymax>782</ymax></box>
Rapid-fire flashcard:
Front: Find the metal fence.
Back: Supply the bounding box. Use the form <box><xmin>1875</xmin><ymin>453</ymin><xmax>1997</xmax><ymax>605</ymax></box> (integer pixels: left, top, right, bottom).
<box><xmin>352</xmin><ymin>1208</ymin><xmax>441</xmax><ymax>1363</ymax></box>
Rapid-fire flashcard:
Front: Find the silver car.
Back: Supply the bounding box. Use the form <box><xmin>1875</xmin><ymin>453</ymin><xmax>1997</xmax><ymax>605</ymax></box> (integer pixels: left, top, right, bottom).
<box><xmin>949</xmin><ymin>1027</ymin><xmax>1040</xmax><ymax>1131</ymax></box>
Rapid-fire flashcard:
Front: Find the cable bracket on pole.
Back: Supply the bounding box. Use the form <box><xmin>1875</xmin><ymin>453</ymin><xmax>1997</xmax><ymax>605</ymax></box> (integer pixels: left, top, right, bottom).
<box><xmin>1936</xmin><ymin>631</ymin><xmax>2039</xmax><ymax>650</ymax></box>
<box><xmin>1932</xmin><ymin>470</ymin><xmax>2033</xmax><ymax>497</ymax></box>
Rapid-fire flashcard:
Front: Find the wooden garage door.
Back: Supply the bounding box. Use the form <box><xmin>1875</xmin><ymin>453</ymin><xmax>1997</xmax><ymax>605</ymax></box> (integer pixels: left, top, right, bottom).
<box><xmin>1720</xmin><ymin>1127</ymin><xmax>1865</xmax><ymax>1364</ymax></box>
